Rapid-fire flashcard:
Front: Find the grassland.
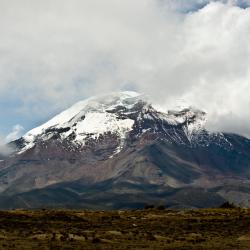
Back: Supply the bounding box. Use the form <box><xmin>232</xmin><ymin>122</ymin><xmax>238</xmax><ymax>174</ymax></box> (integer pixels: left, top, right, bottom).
<box><xmin>0</xmin><ymin>208</ymin><xmax>250</xmax><ymax>249</ymax></box>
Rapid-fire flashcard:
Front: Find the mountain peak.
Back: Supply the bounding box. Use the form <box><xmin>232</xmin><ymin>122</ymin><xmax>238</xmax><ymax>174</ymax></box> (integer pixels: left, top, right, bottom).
<box><xmin>16</xmin><ymin>91</ymin><xmax>210</xmax><ymax>154</ymax></box>
<box><xmin>20</xmin><ymin>91</ymin><xmax>144</xmax><ymax>153</ymax></box>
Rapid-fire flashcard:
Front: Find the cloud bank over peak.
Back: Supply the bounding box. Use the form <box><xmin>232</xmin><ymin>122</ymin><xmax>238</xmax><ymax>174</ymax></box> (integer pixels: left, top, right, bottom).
<box><xmin>0</xmin><ymin>136</ymin><xmax>13</xmax><ymax>157</ymax></box>
<box><xmin>5</xmin><ymin>125</ymin><xmax>24</xmax><ymax>143</ymax></box>
<box><xmin>0</xmin><ymin>0</ymin><xmax>250</xmax><ymax>138</ymax></box>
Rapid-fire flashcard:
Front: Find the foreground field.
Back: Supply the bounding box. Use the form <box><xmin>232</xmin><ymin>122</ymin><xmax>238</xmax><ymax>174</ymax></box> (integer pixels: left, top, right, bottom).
<box><xmin>0</xmin><ymin>208</ymin><xmax>250</xmax><ymax>249</ymax></box>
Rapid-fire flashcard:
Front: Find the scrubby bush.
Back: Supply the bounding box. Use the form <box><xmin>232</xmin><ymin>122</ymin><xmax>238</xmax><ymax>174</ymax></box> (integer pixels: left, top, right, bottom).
<box><xmin>144</xmin><ymin>204</ymin><xmax>154</xmax><ymax>209</ymax></box>
<box><xmin>156</xmin><ymin>205</ymin><xmax>165</xmax><ymax>210</ymax></box>
<box><xmin>92</xmin><ymin>238</ymin><xmax>101</xmax><ymax>243</ymax></box>
<box><xmin>219</xmin><ymin>201</ymin><xmax>237</xmax><ymax>209</ymax></box>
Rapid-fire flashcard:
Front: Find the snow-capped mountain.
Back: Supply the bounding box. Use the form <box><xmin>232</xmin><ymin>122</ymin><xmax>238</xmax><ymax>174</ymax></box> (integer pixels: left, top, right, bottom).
<box><xmin>18</xmin><ymin>91</ymin><xmax>230</xmax><ymax>154</ymax></box>
<box><xmin>1</xmin><ymin>91</ymin><xmax>250</xmax><ymax>209</ymax></box>
<box><xmin>20</xmin><ymin>91</ymin><xmax>140</xmax><ymax>154</ymax></box>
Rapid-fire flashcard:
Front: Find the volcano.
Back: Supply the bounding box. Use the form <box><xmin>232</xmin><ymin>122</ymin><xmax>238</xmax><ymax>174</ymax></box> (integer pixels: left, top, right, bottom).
<box><xmin>1</xmin><ymin>91</ymin><xmax>250</xmax><ymax>209</ymax></box>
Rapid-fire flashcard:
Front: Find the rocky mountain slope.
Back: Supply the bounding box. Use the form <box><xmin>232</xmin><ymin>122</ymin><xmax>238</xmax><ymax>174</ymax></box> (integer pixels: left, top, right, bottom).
<box><xmin>0</xmin><ymin>91</ymin><xmax>250</xmax><ymax>209</ymax></box>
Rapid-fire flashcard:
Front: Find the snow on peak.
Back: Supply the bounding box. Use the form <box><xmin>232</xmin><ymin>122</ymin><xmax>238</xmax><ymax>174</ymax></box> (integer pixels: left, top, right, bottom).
<box><xmin>21</xmin><ymin>91</ymin><xmax>144</xmax><ymax>152</ymax></box>
<box><xmin>19</xmin><ymin>91</ymin><xmax>208</xmax><ymax>153</ymax></box>
<box><xmin>167</xmin><ymin>107</ymin><xmax>207</xmax><ymax>141</ymax></box>
<box><xmin>25</xmin><ymin>91</ymin><xmax>142</xmax><ymax>134</ymax></box>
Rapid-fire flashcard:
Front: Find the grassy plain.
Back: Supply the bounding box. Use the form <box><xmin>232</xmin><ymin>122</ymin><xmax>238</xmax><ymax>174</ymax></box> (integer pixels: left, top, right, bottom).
<box><xmin>0</xmin><ymin>208</ymin><xmax>250</xmax><ymax>249</ymax></box>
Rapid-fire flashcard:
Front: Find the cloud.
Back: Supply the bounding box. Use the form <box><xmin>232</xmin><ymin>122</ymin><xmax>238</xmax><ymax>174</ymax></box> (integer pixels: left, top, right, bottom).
<box><xmin>0</xmin><ymin>136</ymin><xmax>13</xmax><ymax>158</ymax></box>
<box><xmin>161</xmin><ymin>0</ymin><xmax>250</xmax><ymax>12</ymax></box>
<box><xmin>5</xmin><ymin>125</ymin><xmax>24</xmax><ymax>143</ymax></box>
<box><xmin>0</xmin><ymin>0</ymin><xmax>250</xmax><ymax>137</ymax></box>
<box><xmin>0</xmin><ymin>124</ymin><xmax>23</xmax><ymax>158</ymax></box>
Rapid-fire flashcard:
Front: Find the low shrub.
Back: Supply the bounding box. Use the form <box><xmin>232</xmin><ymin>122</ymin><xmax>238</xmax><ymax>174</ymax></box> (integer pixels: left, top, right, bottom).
<box><xmin>219</xmin><ymin>201</ymin><xmax>237</xmax><ymax>209</ymax></box>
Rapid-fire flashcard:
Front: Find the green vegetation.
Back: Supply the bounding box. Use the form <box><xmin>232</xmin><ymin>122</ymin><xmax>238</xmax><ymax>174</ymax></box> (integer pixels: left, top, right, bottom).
<box><xmin>0</xmin><ymin>208</ymin><xmax>250</xmax><ymax>249</ymax></box>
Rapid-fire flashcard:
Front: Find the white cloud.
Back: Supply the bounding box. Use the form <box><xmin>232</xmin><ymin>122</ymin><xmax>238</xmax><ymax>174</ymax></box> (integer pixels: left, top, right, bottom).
<box><xmin>0</xmin><ymin>1</ymin><xmax>250</xmax><ymax>137</ymax></box>
<box><xmin>0</xmin><ymin>136</ymin><xmax>13</xmax><ymax>157</ymax></box>
<box><xmin>5</xmin><ymin>125</ymin><xmax>24</xmax><ymax>143</ymax></box>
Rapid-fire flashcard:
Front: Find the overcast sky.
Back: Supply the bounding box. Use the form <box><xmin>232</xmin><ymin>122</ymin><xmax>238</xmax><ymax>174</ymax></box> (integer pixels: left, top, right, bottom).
<box><xmin>0</xmin><ymin>0</ymin><xmax>250</xmax><ymax>142</ymax></box>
